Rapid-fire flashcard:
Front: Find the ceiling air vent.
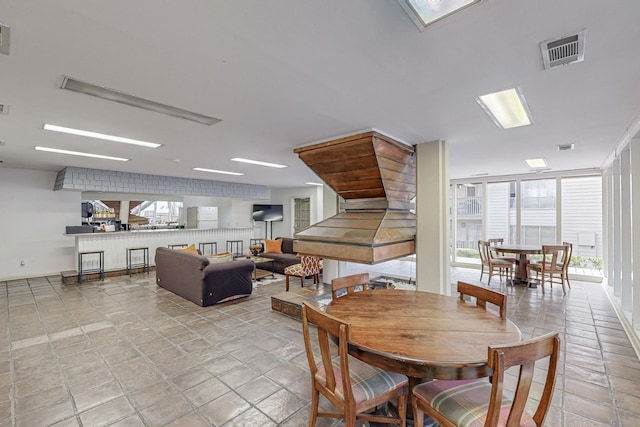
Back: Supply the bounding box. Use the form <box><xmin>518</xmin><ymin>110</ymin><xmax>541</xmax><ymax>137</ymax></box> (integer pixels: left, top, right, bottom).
<box><xmin>557</xmin><ymin>143</ymin><xmax>575</xmax><ymax>151</ymax></box>
<box><xmin>540</xmin><ymin>29</ymin><xmax>585</xmax><ymax>70</ymax></box>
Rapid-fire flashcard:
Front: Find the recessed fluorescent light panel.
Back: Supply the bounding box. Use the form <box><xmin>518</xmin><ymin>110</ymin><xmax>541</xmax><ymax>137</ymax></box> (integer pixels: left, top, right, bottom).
<box><xmin>525</xmin><ymin>158</ymin><xmax>548</xmax><ymax>169</ymax></box>
<box><xmin>193</xmin><ymin>167</ymin><xmax>244</xmax><ymax>176</ymax></box>
<box><xmin>60</xmin><ymin>76</ymin><xmax>222</xmax><ymax>126</ymax></box>
<box><xmin>398</xmin><ymin>0</ymin><xmax>481</xmax><ymax>30</ymax></box>
<box><xmin>231</xmin><ymin>158</ymin><xmax>288</xmax><ymax>168</ymax></box>
<box><xmin>44</xmin><ymin>124</ymin><xmax>161</xmax><ymax>148</ymax></box>
<box><xmin>305</xmin><ymin>182</ymin><xmax>324</xmax><ymax>186</ymax></box>
<box><xmin>476</xmin><ymin>87</ymin><xmax>533</xmax><ymax>129</ymax></box>
<box><xmin>34</xmin><ymin>146</ymin><xmax>129</xmax><ymax>161</ymax></box>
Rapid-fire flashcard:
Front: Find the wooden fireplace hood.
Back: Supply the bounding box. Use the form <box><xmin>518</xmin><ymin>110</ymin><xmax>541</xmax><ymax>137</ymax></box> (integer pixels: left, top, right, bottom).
<box><xmin>293</xmin><ymin>131</ymin><xmax>416</xmax><ymax>264</ymax></box>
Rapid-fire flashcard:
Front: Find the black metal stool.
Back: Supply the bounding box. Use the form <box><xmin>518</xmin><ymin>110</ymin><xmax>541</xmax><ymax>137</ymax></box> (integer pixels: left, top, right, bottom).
<box><xmin>126</xmin><ymin>247</ymin><xmax>149</xmax><ymax>276</ymax></box>
<box><xmin>78</xmin><ymin>250</ymin><xmax>104</xmax><ymax>284</ymax></box>
<box><xmin>226</xmin><ymin>240</ymin><xmax>243</xmax><ymax>258</ymax></box>
<box><xmin>168</xmin><ymin>244</ymin><xmax>188</xmax><ymax>249</ymax></box>
<box><xmin>199</xmin><ymin>242</ymin><xmax>218</xmax><ymax>255</ymax></box>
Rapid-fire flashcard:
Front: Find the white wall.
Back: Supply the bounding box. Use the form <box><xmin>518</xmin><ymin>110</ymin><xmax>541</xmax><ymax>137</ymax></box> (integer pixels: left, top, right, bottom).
<box><xmin>266</xmin><ymin>186</ymin><xmax>322</xmax><ymax>239</ymax></box>
<box><xmin>0</xmin><ymin>168</ymin><xmax>80</xmax><ymax>280</ymax></box>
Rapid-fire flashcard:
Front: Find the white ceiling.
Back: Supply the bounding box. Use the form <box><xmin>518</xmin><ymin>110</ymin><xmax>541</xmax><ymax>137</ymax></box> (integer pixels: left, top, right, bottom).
<box><xmin>1</xmin><ymin>0</ymin><xmax>640</xmax><ymax>188</ymax></box>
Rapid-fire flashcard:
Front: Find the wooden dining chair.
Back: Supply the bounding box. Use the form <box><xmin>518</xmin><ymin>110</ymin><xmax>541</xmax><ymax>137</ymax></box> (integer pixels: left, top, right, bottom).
<box><xmin>412</xmin><ymin>331</ymin><xmax>560</xmax><ymax>427</ymax></box>
<box><xmin>301</xmin><ymin>302</ymin><xmax>409</xmax><ymax>427</ymax></box>
<box><xmin>331</xmin><ymin>273</ymin><xmax>370</xmax><ymax>300</ymax></box>
<box><xmin>488</xmin><ymin>238</ymin><xmax>518</xmax><ymax>266</ymax></box>
<box><xmin>528</xmin><ymin>244</ymin><xmax>571</xmax><ymax>294</ymax></box>
<box><xmin>478</xmin><ymin>240</ymin><xmax>513</xmax><ymax>286</ymax></box>
<box><xmin>562</xmin><ymin>241</ymin><xmax>573</xmax><ymax>289</ymax></box>
<box><xmin>457</xmin><ymin>281</ymin><xmax>507</xmax><ymax>319</ymax></box>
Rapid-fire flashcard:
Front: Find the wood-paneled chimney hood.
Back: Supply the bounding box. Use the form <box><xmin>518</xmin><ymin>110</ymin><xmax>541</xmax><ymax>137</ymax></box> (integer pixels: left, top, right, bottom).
<box><xmin>293</xmin><ymin>131</ymin><xmax>416</xmax><ymax>264</ymax></box>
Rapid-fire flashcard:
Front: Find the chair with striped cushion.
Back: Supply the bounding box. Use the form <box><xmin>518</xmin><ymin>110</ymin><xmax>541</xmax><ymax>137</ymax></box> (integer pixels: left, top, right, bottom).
<box><xmin>301</xmin><ymin>302</ymin><xmax>409</xmax><ymax>427</ymax></box>
<box><xmin>457</xmin><ymin>281</ymin><xmax>507</xmax><ymax>319</ymax></box>
<box><xmin>331</xmin><ymin>272</ymin><xmax>370</xmax><ymax>300</ymax></box>
<box><xmin>412</xmin><ymin>331</ymin><xmax>560</xmax><ymax>427</ymax></box>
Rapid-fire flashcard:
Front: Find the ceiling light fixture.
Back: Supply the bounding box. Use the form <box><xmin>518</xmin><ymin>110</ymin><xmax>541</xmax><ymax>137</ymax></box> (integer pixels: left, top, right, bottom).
<box><xmin>398</xmin><ymin>0</ymin><xmax>481</xmax><ymax>31</ymax></box>
<box><xmin>305</xmin><ymin>182</ymin><xmax>324</xmax><ymax>186</ymax></box>
<box><xmin>34</xmin><ymin>146</ymin><xmax>129</xmax><ymax>161</ymax></box>
<box><xmin>44</xmin><ymin>124</ymin><xmax>162</xmax><ymax>148</ymax></box>
<box><xmin>60</xmin><ymin>76</ymin><xmax>222</xmax><ymax>126</ymax></box>
<box><xmin>525</xmin><ymin>158</ymin><xmax>548</xmax><ymax>169</ymax></box>
<box><xmin>231</xmin><ymin>158</ymin><xmax>288</xmax><ymax>168</ymax></box>
<box><xmin>476</xmin><ymin>87</ymin><xmax>533</xmax><ymax>129</ymax></box>
<box><xmin>193</xmin><ymin>167</ymin><xmax>244</xmax><ymax>176</ymax></box>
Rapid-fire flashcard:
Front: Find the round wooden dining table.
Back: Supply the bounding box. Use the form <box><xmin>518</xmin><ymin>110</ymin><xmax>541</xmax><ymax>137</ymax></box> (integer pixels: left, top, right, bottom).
<box><xmin>313</xmin><ymin>289</ymin><xmax>522</xmax><ymax>386</ymax></box>
<box><xmin>491</xmin><ymin>244</ymin><xmax>542</xmax><ymax>285</ymax></box>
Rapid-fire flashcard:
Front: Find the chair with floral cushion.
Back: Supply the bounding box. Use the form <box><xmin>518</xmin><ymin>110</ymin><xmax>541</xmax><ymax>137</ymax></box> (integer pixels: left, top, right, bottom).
<box><xmin>412</xmin><ymin>331</ymin><xmax>560</xmax><ymax>427</ymax></box>
<box><xmin>284</xmin><ymin>255</ymin><xmax>322</xmax><ymax>291</ymax></box>
<box><xmin>301</xmin><ymin>301</ymin><xmax>408</xmax><ymax>427</ymax></box>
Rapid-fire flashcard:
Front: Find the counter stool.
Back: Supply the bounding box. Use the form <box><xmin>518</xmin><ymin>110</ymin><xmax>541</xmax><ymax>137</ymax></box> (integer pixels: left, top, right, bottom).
<box><xmin>78</xmin><ymin>250</ymin><xmax>104</xmax><ymax>284</ymax></box>
<box><xmin>226</xmin><ymin>240</ymin><xmax>243</xmax><ymax>258</ymax></box>
<box><xmin>168</xmin><ymin>244</ymin><xmax>188</xmax><ymax>249</ymax></box>
<box><xmin>199</xmin><ymin>242</ymin><xmax>218</xmax><ymax>256</ymax></box>
<box><xmin>126</xmin><ymin>247</ymin><xmax>149</xmax><ymax>276</ymax></box>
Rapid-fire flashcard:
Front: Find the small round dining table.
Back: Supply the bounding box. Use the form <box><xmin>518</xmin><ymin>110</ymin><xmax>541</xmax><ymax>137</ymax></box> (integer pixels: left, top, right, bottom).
<box><xmin>311</xmin><ymin>289</ymin><xmax>522</xmax><ymax>388</ymax></box>
<box><xmin>491</xmin><ymin>244</ymin><xmax>542</xmax><ymax>284</ymax></box>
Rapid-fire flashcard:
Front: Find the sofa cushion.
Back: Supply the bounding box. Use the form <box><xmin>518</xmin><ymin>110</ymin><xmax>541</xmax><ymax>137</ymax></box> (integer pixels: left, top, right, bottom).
<box><xmin>179</xmin><ymin>244</ymin><xmax>199</xmax><ymax>254</ymax></box>
<box><xmin>278</xmin><ymin>237</ymin><xmax>295</xmax><ymax>254</ymax></box>
<box><xmin>206</xmin><ymin>252</ymin><xmax>233</xmax><ymax>264</ymax></box>
<box><xmin>264</xmin><ymin>239</ymin><xmax>283</xmax><ymax>254</ymax></box>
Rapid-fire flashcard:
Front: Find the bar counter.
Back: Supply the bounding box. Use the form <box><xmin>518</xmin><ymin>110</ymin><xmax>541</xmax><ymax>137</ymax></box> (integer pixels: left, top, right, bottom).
<box><xmin>69</xmin><ymin>227</ymin><xmax>255</xmax><ymax>272</ymax></box>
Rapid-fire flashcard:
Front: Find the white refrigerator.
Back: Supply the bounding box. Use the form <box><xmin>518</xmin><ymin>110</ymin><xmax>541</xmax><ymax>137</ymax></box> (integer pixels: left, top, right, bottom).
<box><xmin>186</xmin><ymin>206</ymin><xmax>218</xmax><ymax>229</ymax></box>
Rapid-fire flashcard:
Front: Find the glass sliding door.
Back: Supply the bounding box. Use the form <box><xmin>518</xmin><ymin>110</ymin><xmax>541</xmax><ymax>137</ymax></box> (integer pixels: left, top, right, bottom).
<box><xmin>520</xmin><ymin>179</ymin><xmax>556</xmax><ymax>245</ymax></box>
<box><xmin>454</xmin><ymin>183</ymin><xmax>482</xmax><ymax>264</ymax></box>
<box><xmin>561</xmin><ymin>176</ymin><xmax>603</xmax><ymax>277</ymax></box>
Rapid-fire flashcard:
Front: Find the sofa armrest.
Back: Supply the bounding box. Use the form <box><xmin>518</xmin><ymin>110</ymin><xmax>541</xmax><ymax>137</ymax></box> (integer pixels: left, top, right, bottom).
<box><xmin>202</xmin><ymin>260</ymin><xmax>254</xmax><ymax>305</ymax></box>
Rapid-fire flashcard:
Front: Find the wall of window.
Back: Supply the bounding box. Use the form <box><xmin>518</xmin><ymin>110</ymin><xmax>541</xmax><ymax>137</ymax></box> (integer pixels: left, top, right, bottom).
<box><xmin>451</xmin><ymin>172</ymin><xmax>603</xmax><ymax>279</ymax></box>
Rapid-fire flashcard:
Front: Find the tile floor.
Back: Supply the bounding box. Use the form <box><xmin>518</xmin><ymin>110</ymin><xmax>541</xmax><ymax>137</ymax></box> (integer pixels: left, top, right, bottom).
<box><xmin>1</xmin><ymin>268</ymin><xmax>639</xmax><ymax>426</ymax></box>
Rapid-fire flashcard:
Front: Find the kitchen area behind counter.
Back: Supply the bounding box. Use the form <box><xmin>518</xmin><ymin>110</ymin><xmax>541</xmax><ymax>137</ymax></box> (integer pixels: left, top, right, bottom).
<box><xmin>69</xmin><ymin>227</ymin><xmax>255</xmax><ymax>278</ymax></box>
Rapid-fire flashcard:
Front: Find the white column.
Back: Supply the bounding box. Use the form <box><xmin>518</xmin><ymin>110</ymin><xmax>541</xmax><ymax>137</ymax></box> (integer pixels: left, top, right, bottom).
<box><xmin>119</xmin><ymin>201</ymin><xmax>130</xmax><ymax>224</ymax></box>
<box><xmin>613</xmin><ymin>156</ymin><xmax>622</xmax><ymax>297</ymax></box>
<box><xmin>629</xmin><ymin>139</ymin><xmax>640</xmax><ymax>327</ymax></box>
<box><xmin>415</xmin><ymin>140</ymin><xmax>450</xmax><ymax>295</ymax></box>
<box><xmin>320</xmin><ymin>185</ymin><xmax>339</xmax><ymax>285</ymax></box>
<box><xmin>620</xmin><ymin>148</ymin><xmax>632</xmax><ymax>310</ymax></box>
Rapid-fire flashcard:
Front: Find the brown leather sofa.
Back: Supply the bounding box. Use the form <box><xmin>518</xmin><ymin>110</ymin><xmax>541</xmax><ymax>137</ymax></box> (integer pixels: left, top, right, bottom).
<box><xmin>155</xmin><ymin>247</ymin><xmax>253</xmax><ymax>306</ymax></box>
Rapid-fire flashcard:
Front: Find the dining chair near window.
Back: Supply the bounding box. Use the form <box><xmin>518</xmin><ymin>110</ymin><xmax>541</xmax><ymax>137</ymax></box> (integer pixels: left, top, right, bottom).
<box><xmin>527</xmin><ymin>244</ymin><xmax>571</xmax><ymax>294</ymax></box>
<box><xmin>284</xmin><ymin>255</ymin><xmax>322</xmax><ymax>291</ymax></box>
<box><xmin>412</xmin><ymin>331</ymin><xmax>560</xmax><ymax>427</ymax></box>
<box><xmin>478</xmin><ymin>240</ymin><xmax>514</xmax><ymax>286</ymax></box>
<box><xmin>488</xmin><ymin>238</ymin><xmax>518</xmax><ymax>265</ymax></box>
<box><xmin>301</xmin><ymin>302</ymin><xmax>409</xmax><ymax>427</ymax></box>
<box><xmin>331</xmin><ymin>272</ymin><xmax>370</xmax><ymax>300</ymax></box>
<box><xmin>562</xmin><ymin>241</ymin><xmax>573</xmax><ymax>289</ymax></box>
<box><xmin>457</xmin><ymin>281</ymin><xmax>507</xmax><ymax>319</ymax></box>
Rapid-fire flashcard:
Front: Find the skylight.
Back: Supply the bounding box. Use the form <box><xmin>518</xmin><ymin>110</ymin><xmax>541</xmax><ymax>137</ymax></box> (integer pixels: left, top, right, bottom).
<box><xmin>476</xmin><ymin>88</ymin><xmax>533</xmax><ymax>129</ymax></box>
<box><xmin>398</xmin><ymin>0</ymin><xmax>481</xmax><ymax>30</ymax></box>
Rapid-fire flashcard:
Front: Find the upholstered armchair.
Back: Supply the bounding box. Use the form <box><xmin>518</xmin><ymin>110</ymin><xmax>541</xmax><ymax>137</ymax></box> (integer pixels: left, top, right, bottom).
<box><xmin>284</xmin><ymin>255</ymin><xmax>322</xmax><ymax>291</ymax></box>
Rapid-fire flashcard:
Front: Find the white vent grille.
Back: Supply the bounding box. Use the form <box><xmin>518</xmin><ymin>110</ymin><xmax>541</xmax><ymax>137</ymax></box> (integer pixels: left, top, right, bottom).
<box><xmin>557</xmin><ymin>143</ymin><xmax>575</xmax><ymax>151</ymax></box>
<box><xmin>0</xmin><ymin>24</ymin><xmax>10</xmax><ymax>56</ymax></box>
<box><xmin>540</xmin><ymin>29</ymin><xmax>585</xmax><ymax>70</ymax></box>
